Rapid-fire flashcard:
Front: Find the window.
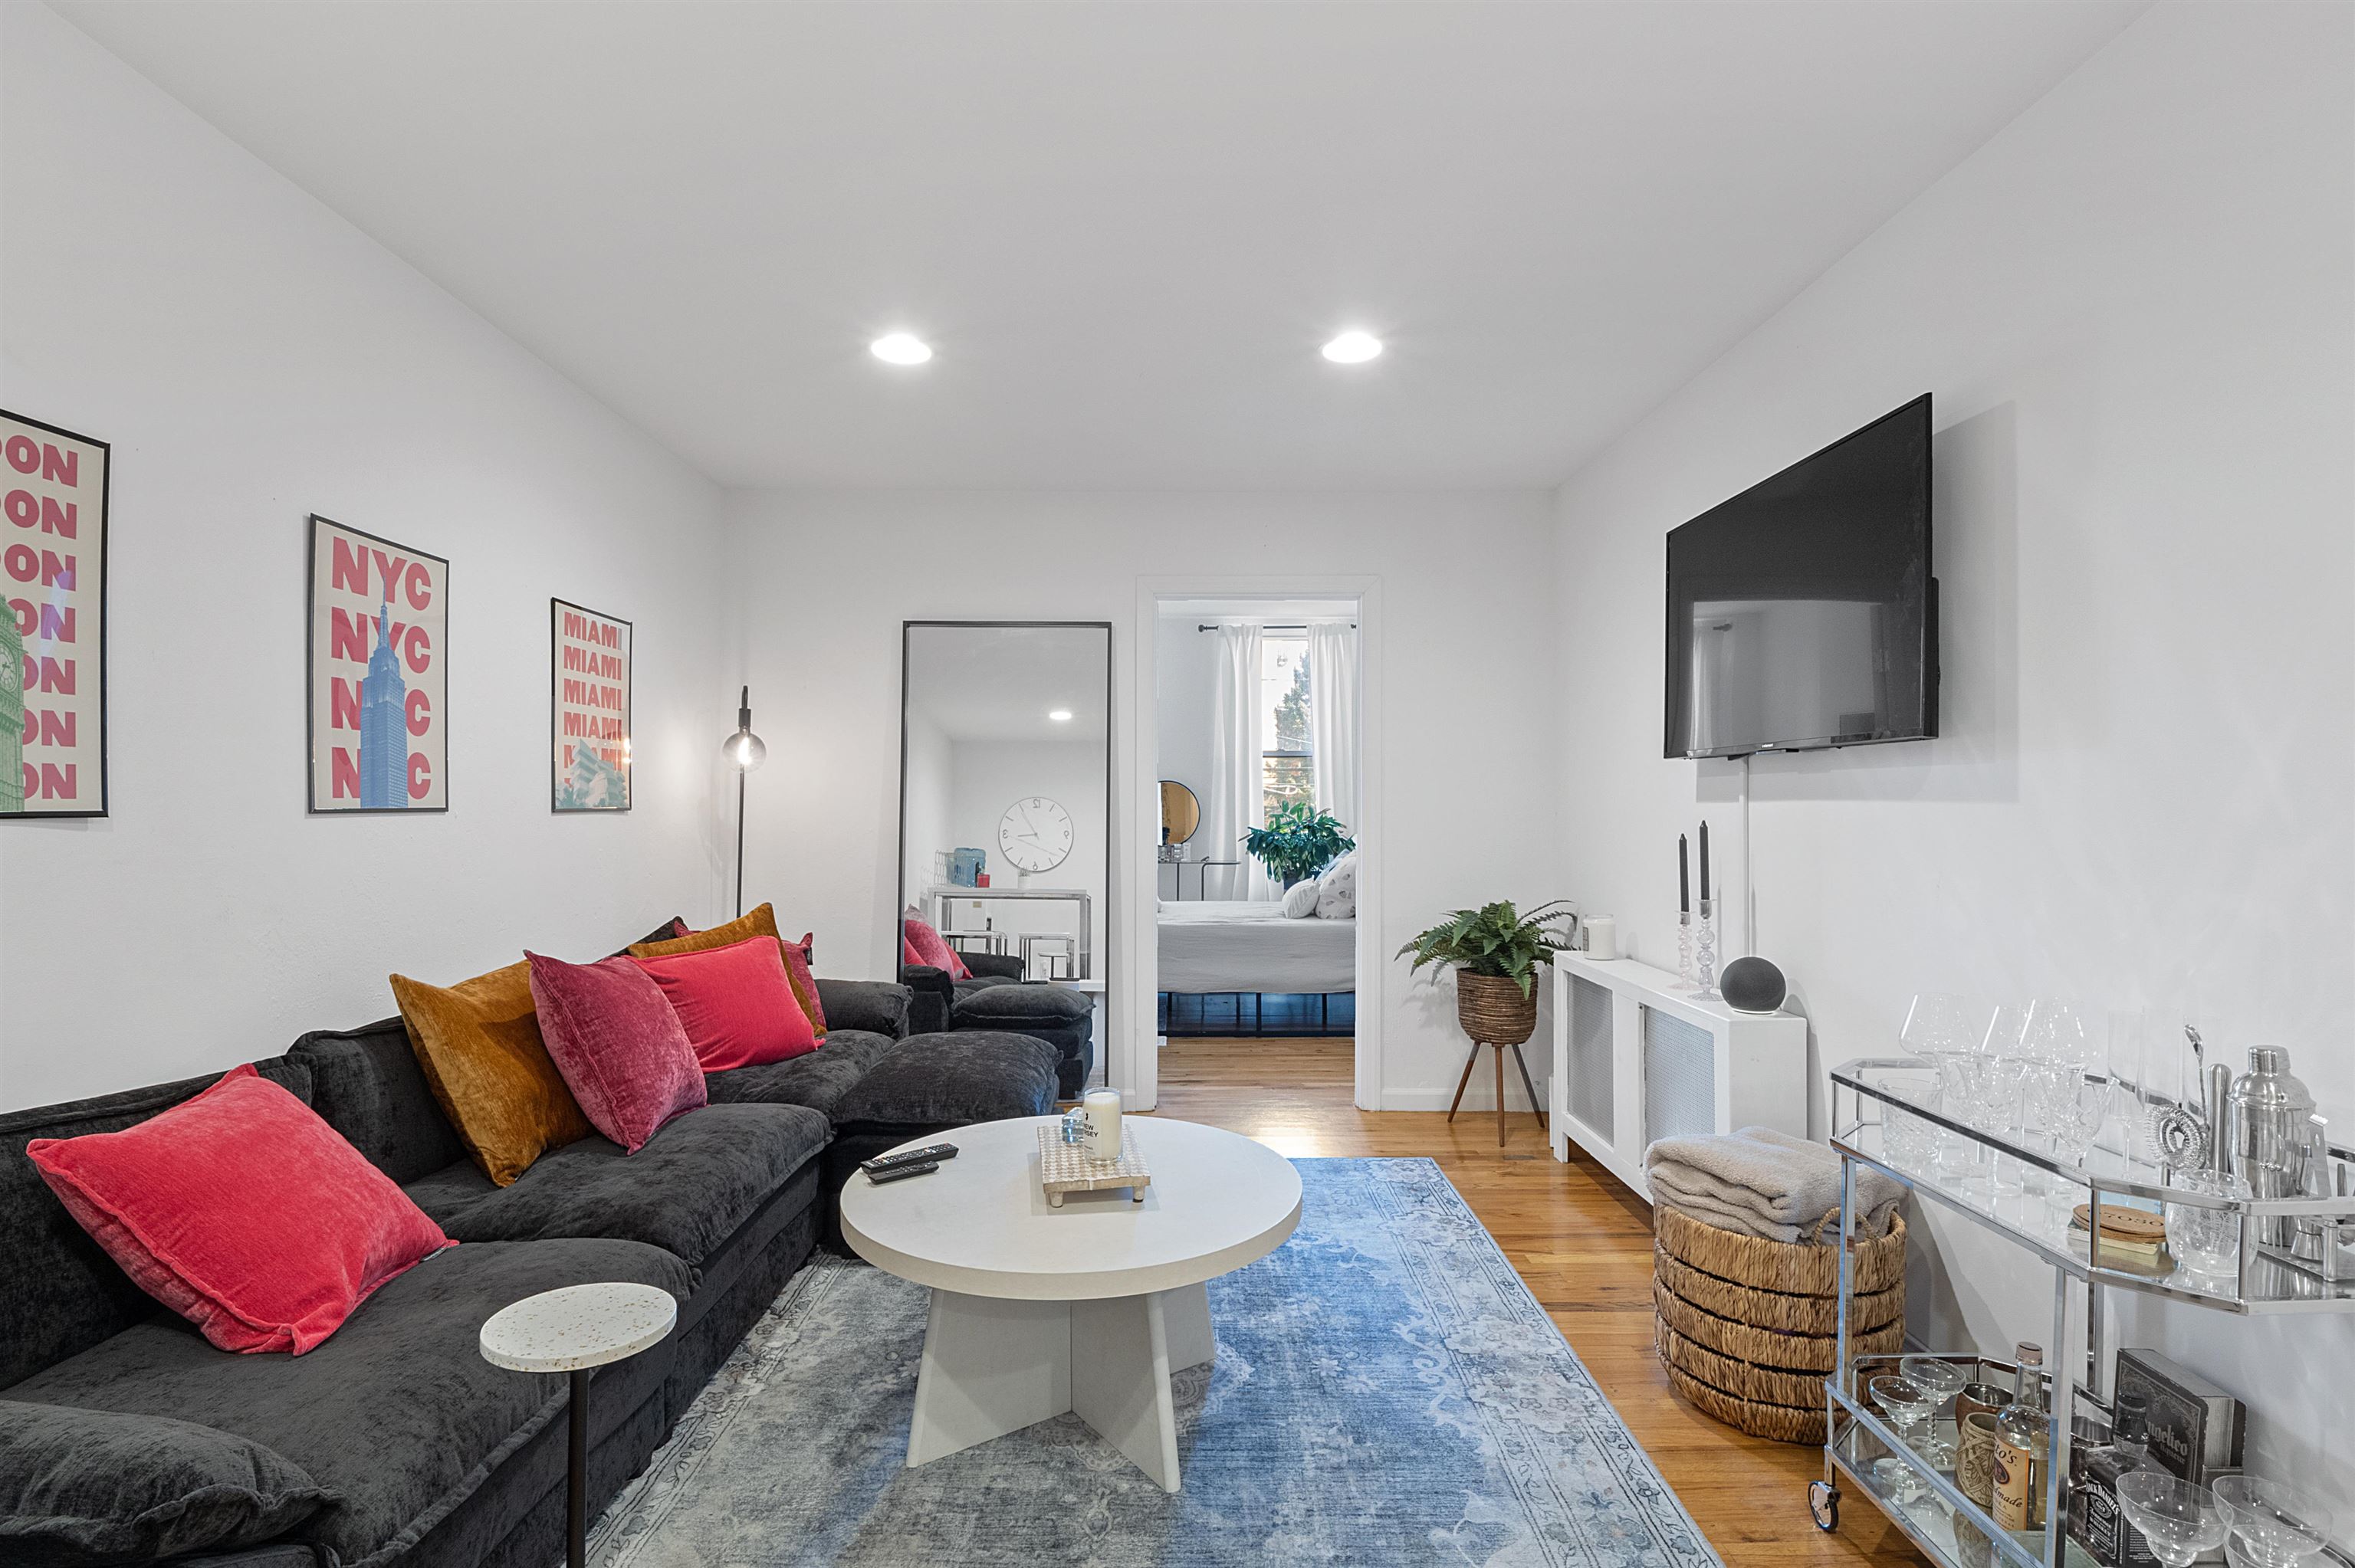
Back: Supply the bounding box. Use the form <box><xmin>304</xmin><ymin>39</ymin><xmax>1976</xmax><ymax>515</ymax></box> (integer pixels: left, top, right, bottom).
<box><xmin>1260</xmin><ymin>635</ymin><xmax>1312</xmax><ymax>816</ymax></box>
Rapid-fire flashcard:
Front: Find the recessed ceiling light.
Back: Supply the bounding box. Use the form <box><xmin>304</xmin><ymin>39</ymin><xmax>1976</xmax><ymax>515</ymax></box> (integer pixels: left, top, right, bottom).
<box><xmin>1321</xmin><ymin>330</ymin><xmax>1383</xmax><ymax>365</ymax></box>
<box><xmin>1048</xmin><ymin>709</ymin><xmax>1073</xmax><ymax>723</ymax></box>
<box><xmin>870</xmin><ymin>333</ymin><xmax>933</xmax><ymax>366</ymax></box>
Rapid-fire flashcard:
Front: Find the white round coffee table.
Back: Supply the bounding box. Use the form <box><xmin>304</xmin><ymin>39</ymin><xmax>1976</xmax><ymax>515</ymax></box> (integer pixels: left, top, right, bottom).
<box><xmin>839</xmin><ymin>1115</ymin><xmax>1301</xmax><ymax>1492</ymax></box>
<box><xmin>479</xmin><ymin>1282</ymin><xmax>676</xmax><ymax>1568</ymax></box>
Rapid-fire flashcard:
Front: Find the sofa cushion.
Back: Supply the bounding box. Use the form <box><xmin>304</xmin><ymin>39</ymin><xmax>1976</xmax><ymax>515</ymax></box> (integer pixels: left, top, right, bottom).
<box><xmin>701</xmin><ymin>1028</ymin><xmax>900</xmax><ymax>1120</ymax></box>
<box><xmin>0</xmin><ymin>1058</ymin><xmax>314</xmax><ymax>1392</ymax></box>
<box><xmin>398</xmin><ymin>1103</ymin><xmax>829</xmax><ymax>1275</ymax></box>
<box><xmin>829</xmin><ymin>1032</ymin><xmax>1059</xmax><ymax>1134</ymax></box>
<box><xmin>0</xmin><ymin>1400</ymin><xmax>337</xmax><ymax>1566</ymax></box>
<box><xmin>810</xmin><ymin>979</ymin><xmax>909</xmax><ymax>1042</ymax></box>
<box><xmin>524</xmin><ymin>952</ymin><xmax>705</xmax><ymax>1153</ymax></box>
<box><xmin>7</xmin><ymin>1238</ymin><xmax>688</xmax><ymax>1568</ymax></box>
<box><xmin>628</xmin><ymin>904</ymin><xmax>825</xmax><ymax>1038</ymax></box>
<box><xmin>26</xmin><ymin>1064</ymin><xmax>452</xmax><ymax>1356</ymax></box>
<box><xmin>389</xmin><ymin>963</ymin><xmax>593</xmax><ymax>1188</ymax></box>
<box><xmin>948</xmin><ymin>982</ymin><xmax>1093</xmax><ymax>1028</ymax></box>
<box><xmin>287</xmin><ymin>1019</ymin><xmax>467</xmax><ymax>1186</ymax></box>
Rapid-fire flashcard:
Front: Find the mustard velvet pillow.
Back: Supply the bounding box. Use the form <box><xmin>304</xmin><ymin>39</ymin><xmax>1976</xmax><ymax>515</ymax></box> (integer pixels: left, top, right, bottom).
<box><xmin>629</xmin><ymin>903</ymin><xmax>826</xmax><ymax>1038</ymax></box>
<box><xmin>389</xmin><ymin>962</ymin><xmax>593</xmax><ymax>1186</ymax></box>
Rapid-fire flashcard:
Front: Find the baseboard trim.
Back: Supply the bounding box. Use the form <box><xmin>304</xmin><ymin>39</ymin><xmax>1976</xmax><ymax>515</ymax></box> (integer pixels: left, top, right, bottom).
<box><xmin>1378</xmin><ymin>1082</ymin><xmax>1550</xmax><ymax>1114</ymax></box>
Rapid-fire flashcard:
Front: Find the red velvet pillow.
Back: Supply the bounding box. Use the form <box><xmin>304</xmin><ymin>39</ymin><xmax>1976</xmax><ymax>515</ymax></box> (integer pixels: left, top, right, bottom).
<box><xmin>526</xmin><ymin>951</ymin><xmax>708</xmax><ymax>1153</ymax></box>
<box><xmin>902</xmin><ymin>917</ymin><xmax>970</xmax><ymax>980</ymax></box>
<box><xmin>629</xmin><ymin>937</ymin><xmax>818</xmax><ymax>1071</ymax></box>
<box><xmin>25</xmin><ymin>1064</ymin><xmax>452</xmax><ymax>1355</ymax></box>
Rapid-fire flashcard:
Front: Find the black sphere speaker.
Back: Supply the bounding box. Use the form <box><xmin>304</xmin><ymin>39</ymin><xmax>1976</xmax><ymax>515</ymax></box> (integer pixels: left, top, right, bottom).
<box><xmin>1719</xmin><ymin>956</ymin><xmax>1787</xmax><ymax>1014</ymax></box>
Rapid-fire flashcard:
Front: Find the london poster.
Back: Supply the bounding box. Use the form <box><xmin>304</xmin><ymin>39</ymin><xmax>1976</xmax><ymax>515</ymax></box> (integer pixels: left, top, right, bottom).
<box><xmin>1</xmin><ymin>411</ymin><xmax>109</xmax><ymax>818</ymax></box>
<box><xmin>307</xmin><ymin>515</ymin><xmax>448</xmax><ymax>812</ymax></box>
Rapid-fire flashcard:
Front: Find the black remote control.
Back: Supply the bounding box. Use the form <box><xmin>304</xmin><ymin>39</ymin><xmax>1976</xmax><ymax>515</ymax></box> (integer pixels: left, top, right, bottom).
<box><xmin>861</xmin><ymin>1143</ymin><xmax>957</xmax><ymax>1176</ymax></box>
<box><xmin>866</xmin><ymin>1160</ymin><xmax>938</xmax><ymax>1185</ymax></box>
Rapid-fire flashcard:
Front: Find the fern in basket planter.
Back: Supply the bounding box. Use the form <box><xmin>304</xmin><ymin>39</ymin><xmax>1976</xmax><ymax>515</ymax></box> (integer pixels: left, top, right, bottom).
<box><xmin>1240</xmin><ymin>802</ymin><xmax>1355</xmax><ymax>887</ymax></box>
<box><xmin>1398</xmin><ymin>900</ymin><xmax>1578</xmax><ymax>1046</ymax></box>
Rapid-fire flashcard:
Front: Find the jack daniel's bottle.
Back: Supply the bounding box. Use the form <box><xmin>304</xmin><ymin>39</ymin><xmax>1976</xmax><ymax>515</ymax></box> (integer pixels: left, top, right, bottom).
<box><xmin>2070</xmin><ymin>1391</ymin><xmax>2161</xmax><ymax>1566</ymax></box>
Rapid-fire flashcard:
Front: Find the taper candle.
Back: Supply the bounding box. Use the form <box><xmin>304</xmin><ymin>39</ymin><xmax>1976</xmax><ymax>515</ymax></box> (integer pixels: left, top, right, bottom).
<box><xmin>1698</xmin><ymin>821</ymin><xmax>1710</xmax><ymax>903</ymax></box>
<box><xmin>1678</xmin><ymin>835</ymin><xmax>1690</xmax><ymax>913</ymax></box>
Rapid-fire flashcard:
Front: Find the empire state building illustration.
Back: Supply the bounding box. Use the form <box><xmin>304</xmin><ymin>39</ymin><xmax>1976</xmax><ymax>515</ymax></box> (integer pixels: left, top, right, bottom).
<box><xmin>358</xmin><ymin>595</ymin><xmax>409</xmax><ymax>808</ymax></box>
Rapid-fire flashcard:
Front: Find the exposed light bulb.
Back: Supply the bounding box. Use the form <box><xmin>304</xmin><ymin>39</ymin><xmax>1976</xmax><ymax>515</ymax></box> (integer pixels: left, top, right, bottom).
<box><xmin>1048</xmin><ymin>709</ymin><xmax>1073</xmax><ymax>723</ymax></box>
<box><xmin>869</xmin><ymin>333</ymin><xmax>934</xmax><ymax>366</ymax></box>
<box><xmin>1321</xmin><ymin>330</ymin><xmax>1383</xmax><ymax>365</ymax></box>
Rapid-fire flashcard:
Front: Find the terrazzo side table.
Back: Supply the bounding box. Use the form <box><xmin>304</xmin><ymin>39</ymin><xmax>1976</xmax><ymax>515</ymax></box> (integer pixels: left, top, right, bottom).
<box><xmin>479</xmin><ymin>1282</ymin><xmax>677</xmax><ymax>1568</ymax></box>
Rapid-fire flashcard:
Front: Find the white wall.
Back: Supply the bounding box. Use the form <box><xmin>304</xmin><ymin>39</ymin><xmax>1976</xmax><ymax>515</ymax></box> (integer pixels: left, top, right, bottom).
<box><xmin>724</xmin><ymin>490</ymin><xmax>1558</xmax><ymax>1110</ymax></box>
<box><xmin>0</xmin><ymin>6</ymin><xmax>731</xmax><ymax>1110</ymax></box>
<box><xmin>1154</xmin><ymin>611</ymin><xmax>1219</xmax><ymax>899</ymax></box>
<box><xmin>899</xmin><ymin>708</ymin><xmax>954</xmax><ymax>909</ymax></box>
<box><xmin>1552</xmin><ymin>3</ymin><xmax>2352</xmax><ymax>1504</ymax></box>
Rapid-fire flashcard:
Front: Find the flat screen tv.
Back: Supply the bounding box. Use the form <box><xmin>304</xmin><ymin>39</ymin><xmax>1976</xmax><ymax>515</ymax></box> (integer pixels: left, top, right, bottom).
<box><xmin>1664</xmin><ymin>394</ymin><xmax>1937</xmax><ymax>759</ymax></box>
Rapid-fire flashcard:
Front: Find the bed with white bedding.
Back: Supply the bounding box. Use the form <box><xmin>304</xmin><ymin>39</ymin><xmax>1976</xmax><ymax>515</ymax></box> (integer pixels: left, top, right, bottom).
<box><xmin>1156</xmin><ymin>899</ymin><xmax>1356</xmax><ymax>994</ymax></box>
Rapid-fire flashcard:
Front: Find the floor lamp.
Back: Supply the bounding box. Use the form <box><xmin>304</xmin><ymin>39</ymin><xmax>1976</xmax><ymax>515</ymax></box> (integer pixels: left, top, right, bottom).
<box><xmin>721</xmin><ymin>686</ymin><xmax>766</xmax><ymax>916</ymax></box>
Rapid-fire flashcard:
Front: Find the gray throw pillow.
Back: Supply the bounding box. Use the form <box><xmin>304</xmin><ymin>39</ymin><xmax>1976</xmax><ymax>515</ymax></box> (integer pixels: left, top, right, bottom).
<box><xmin>0</xmin><ymin>1401</ymin><xmax>337</xmax><ymax>1566</ymax></box>
<box><xmin>1280</xmin><ymin>879</ymin><xmax>1320</xmax><ymax>918</ymax></box>
<box><xmin>1314</xmin><ymin>852</ymin><xmax>1358</xmax><ymax>919</ymax></box>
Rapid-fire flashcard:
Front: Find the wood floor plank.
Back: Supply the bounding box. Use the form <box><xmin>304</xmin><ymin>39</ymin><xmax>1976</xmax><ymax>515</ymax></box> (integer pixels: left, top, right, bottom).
<box><xmin>1145</xmin><ymin>1033</ymin><xmax>1925</xmax><ymax>1568</ymax></box>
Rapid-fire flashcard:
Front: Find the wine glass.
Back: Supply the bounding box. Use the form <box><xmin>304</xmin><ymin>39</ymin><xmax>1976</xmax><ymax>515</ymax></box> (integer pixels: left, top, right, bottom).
<box><xmin>2020</xmin><ymin>996</ymin><xmax>2092</xmax><ymax>1067</ymax></box>
<box><xmin>2117</xmin><ymin>1475</ymin><xmax>2229</xmax><ymax>1568</ymax></box>
<box><xmin>2212</xmin><ymin>1476</ymin><xmax>2337</xmax><ymax>1568</ymax></box>
<box><xmin>1899</xmin><ymin>1355</ymin><xmax>1967</xmax><ymax>1465</ymax></box>
<box><xmin>1903</xmin><ymin>994</ymin><xmax>1988</xmax><ymax>1177</ymax></box>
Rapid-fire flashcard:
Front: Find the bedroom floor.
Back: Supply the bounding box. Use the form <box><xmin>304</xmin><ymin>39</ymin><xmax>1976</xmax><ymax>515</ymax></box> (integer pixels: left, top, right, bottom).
<box><xmin>1147</xmin><ymin>1034</ymin><xmax>1926</xmax><ymax>1568</ymax></box>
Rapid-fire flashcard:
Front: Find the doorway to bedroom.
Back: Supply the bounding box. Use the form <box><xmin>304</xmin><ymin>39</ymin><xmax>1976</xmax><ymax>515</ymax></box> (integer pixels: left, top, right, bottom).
<box><xmin>1151</xmin><ymin>598</ymin><xmax>1362</xmax><ymax>1097</ymax></box>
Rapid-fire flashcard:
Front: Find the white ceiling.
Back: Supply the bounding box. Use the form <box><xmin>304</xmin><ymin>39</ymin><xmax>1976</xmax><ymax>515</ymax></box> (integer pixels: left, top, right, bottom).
<box><xmin>57</xmin><ymin>1</ymin><xmax>2140</xmax><ymax>491</ymax></box>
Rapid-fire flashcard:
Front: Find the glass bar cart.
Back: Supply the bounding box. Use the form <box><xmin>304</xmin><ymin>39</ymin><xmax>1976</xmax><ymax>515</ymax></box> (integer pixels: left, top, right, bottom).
<box><xmin>1813</xmin><ymin>1058</ymin><xmax>2355</xmax><ymax>1568</ymax></box>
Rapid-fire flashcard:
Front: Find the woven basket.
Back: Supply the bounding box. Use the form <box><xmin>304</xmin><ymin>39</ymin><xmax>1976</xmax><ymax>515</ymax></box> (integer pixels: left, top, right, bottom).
<box><xmin>1456</xmin><ymin>973</ymin><xmax>1537</xmax><ymax>1047</ymax></box>
<box><xmin>1651</xmin><ymin>1205</ymin><xmax>1908</xmax><ymax>1445</ymax></box>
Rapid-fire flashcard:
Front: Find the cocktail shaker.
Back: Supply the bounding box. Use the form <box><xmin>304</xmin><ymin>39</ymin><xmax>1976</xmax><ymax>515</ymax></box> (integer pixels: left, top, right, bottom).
<box><xmin>2226</xmin><ymin>1047</ymin><xmax>2315</xmax><ymax>1248</ymax></box>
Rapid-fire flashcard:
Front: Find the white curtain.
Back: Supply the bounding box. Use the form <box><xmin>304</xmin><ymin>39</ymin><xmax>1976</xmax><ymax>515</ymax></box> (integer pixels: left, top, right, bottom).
<box><xmin>1306</xmin><ymin>620</ymin><xmax>1359</xmax><ymax>840</ymax></box>
<box><xmin>1207</xmin><ymin>624</ymin><xmax>1276</xmax><ymax>900</ymax></box>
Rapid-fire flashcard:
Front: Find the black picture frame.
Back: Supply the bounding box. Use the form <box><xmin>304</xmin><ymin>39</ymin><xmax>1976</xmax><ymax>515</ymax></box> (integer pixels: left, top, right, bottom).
<box><xmin>550</xmin><ymin>596</ymin><xmax>632</xmax><ymax>812</ymax></box>
<box><xmin>0</xmin><ymin>408</ymin><xmax>110</xmax><ymax>819</ymax></box>
<box><xmin>305</xmin><ymin>513</ymin><xmax>451</xmax><ymax>814</ymax></box>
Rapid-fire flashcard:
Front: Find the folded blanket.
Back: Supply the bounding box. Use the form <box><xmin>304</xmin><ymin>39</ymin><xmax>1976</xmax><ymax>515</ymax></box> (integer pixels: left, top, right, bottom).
<box><xmin>1644</xmin><ymin>1126</ymin><xmax>1905</xmax><ymax>1243</ymax></box>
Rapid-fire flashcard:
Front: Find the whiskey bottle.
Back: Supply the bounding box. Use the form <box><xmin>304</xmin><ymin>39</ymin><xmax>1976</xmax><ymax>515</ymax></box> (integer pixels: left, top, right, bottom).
<box><xmin>1992</xmin><ymin>1343</ymin><xmax>2050</xmax><ymax>1530</ymax></box>
<box><xmin>2069</xmin><ymin>1390</ymin><xmax>2161</xmax><ymax>1566</ymax></box>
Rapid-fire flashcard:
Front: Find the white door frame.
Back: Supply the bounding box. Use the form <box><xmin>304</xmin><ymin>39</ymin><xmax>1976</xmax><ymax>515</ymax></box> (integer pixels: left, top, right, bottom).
<box><xmin>1120</xmin><ymin>576</ymin><xmax>1383</xmax><ymax>1111</ymax></box>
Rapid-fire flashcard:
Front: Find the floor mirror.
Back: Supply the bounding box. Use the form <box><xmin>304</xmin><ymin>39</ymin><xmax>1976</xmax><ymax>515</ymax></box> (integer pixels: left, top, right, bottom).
<box><xmin>898</xmin><ymin>622</ymin><xmax>1112</xmax><ymax>1087</ymax></box>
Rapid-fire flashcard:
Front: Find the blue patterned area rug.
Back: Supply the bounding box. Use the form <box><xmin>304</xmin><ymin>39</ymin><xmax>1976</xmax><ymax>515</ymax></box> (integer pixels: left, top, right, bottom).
<box><xmin>591</xmin><ymin>1157</ymin><xmax>1722</xmax><ymax>1568</ymax></box>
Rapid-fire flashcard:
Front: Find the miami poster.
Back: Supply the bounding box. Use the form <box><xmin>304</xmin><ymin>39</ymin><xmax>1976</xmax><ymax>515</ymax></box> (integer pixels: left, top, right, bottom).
<box><xmin>551</xmin><ymin>598</ymin><xmax>630</xmax><ymax>811</ymax></box>
<box><xmin>307</xmin><ymin>515</ymin><xmax>448</xmax><ymax>812</ymax></box>
<box><xmin>1</xmin><ymin>411</ymin><xmax>109</xmax><ymax>818</ymax></box>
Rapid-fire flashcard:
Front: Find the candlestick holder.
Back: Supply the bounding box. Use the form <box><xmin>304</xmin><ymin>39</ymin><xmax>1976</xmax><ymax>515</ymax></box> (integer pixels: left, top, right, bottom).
<box><xmin>1693</xmin><ymin>900</ymin><xmax>1719</xmax><ymax>999</ymax></box>
<box><xmin>1677</xmin><ymin>910</ymin><xmax>1694</xmax><ymax>989</ymax></box>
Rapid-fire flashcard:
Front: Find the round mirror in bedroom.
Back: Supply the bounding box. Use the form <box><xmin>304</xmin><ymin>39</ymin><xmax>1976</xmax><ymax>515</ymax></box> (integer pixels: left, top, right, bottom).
<box><xmin>1159</xmin><ymin>780</ymin><xmax>1200</xmax><ymax>848</ymax></box>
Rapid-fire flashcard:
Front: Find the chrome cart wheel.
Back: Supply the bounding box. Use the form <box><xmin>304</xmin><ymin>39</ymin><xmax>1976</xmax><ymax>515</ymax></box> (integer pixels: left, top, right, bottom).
<box><xmin>1808</xmin><ymin>1479</ymin><xmax>1839</xmax><ymax>1532</ymax></box>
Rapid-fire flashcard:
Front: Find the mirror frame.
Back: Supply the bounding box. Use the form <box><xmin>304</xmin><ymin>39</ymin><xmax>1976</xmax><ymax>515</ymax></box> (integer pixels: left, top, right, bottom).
<box><xmin>896</xmin><ymin>620</ymin><xmax>1115</xmax><ymax>992</ymax></box>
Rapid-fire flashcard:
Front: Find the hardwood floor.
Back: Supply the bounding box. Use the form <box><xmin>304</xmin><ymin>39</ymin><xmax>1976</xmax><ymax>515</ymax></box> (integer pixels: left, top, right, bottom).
<box><xmin>1147</xmin><ymin>1034</ymin><xmax>1926</xmax><ymax>1568</ymax></box>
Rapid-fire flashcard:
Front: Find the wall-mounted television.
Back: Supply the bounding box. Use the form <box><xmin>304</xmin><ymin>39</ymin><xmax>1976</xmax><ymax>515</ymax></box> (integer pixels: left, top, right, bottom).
<box><xmin>1664</xmin><ymin>394</ymin><xmax>1937</xmax><ymax>759</ymax></box>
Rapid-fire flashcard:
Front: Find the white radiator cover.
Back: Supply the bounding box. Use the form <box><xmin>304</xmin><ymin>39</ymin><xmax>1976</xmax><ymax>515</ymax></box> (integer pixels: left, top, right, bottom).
<box><xmin>1548</xmin><ymin>954</ymin><xmax>1809</xmax><ymax>1199</ymax></box>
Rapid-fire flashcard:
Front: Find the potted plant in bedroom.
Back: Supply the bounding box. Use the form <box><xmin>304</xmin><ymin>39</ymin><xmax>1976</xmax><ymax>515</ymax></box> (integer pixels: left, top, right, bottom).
<box><xmin>1398</xmin><ymin>900</ymin><xmax>1579</xmax><ymax>1045</ymax></box>
<box><xmin>1240</xmin><ymin>802</ymin><xmax>1355</xmax><ymax>888</ymax></box>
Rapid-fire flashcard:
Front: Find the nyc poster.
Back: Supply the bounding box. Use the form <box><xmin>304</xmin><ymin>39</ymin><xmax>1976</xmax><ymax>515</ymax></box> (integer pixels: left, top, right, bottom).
<box><xmin>307</xmin><ymin>515</ymin><xmax>448</xmax><ymax>812</ymax></box>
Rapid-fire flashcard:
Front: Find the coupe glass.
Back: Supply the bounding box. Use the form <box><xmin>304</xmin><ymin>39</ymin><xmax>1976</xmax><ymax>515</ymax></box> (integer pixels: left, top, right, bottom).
<box><xmin>1868</xmin><ymin>1374</ymin><xmax>1936</xmax><ymax>1501</ymax></box>
<box><xmin>1899</xmin><ymin>1356</ymin><xmax>1968</xmax><ymax>1465</ymax></box>
<box><xmin>2117</xmin><ymin>1474</ymin><xmax>2229</xmax><ymax>1568</ymax></box>
<box><xmin>2212</xmin><ymin>1476</ymin><xmax>2337</xmax><ymax>1568</ymax></box>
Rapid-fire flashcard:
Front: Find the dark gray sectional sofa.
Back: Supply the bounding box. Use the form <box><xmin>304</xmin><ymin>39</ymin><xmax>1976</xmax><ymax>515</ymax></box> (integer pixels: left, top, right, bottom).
<box><xmin>0</xmin><ymin>970</ymin><xmax>1060</xmax><ymax>1568</ymax></box>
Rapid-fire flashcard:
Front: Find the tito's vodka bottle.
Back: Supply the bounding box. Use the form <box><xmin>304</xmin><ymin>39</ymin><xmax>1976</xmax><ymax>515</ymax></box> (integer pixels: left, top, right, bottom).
<box><xmin>1992</xmin><ymin>1343</ymin><xmax>2050</xmax><ymax>1530</ymax></box>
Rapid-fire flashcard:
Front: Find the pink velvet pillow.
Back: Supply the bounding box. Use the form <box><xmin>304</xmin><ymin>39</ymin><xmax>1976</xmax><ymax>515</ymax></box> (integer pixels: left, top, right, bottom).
<box><xmin>629</xmin><ymin>937</ymin><xmax>817</xmax><ymax>1071</ymax></box>
<box><xmin>25</xmin><ymin>1064</ymin><xmax>452</xmax><ymax>1355</ymax></box>
<box><xmin>781</xmin><ymin>931</ymin><xmax>826</xmax><ymax>1035</ymax></box>
<box><xmin>526</xmin><ymin>951</ymin><xmax>708</xmax><ymax>1153</ymax></box>
<box><xmin>902</xmin><ymin>917</ymin><xmax>970</xmax><ymax>979</ymax></box>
